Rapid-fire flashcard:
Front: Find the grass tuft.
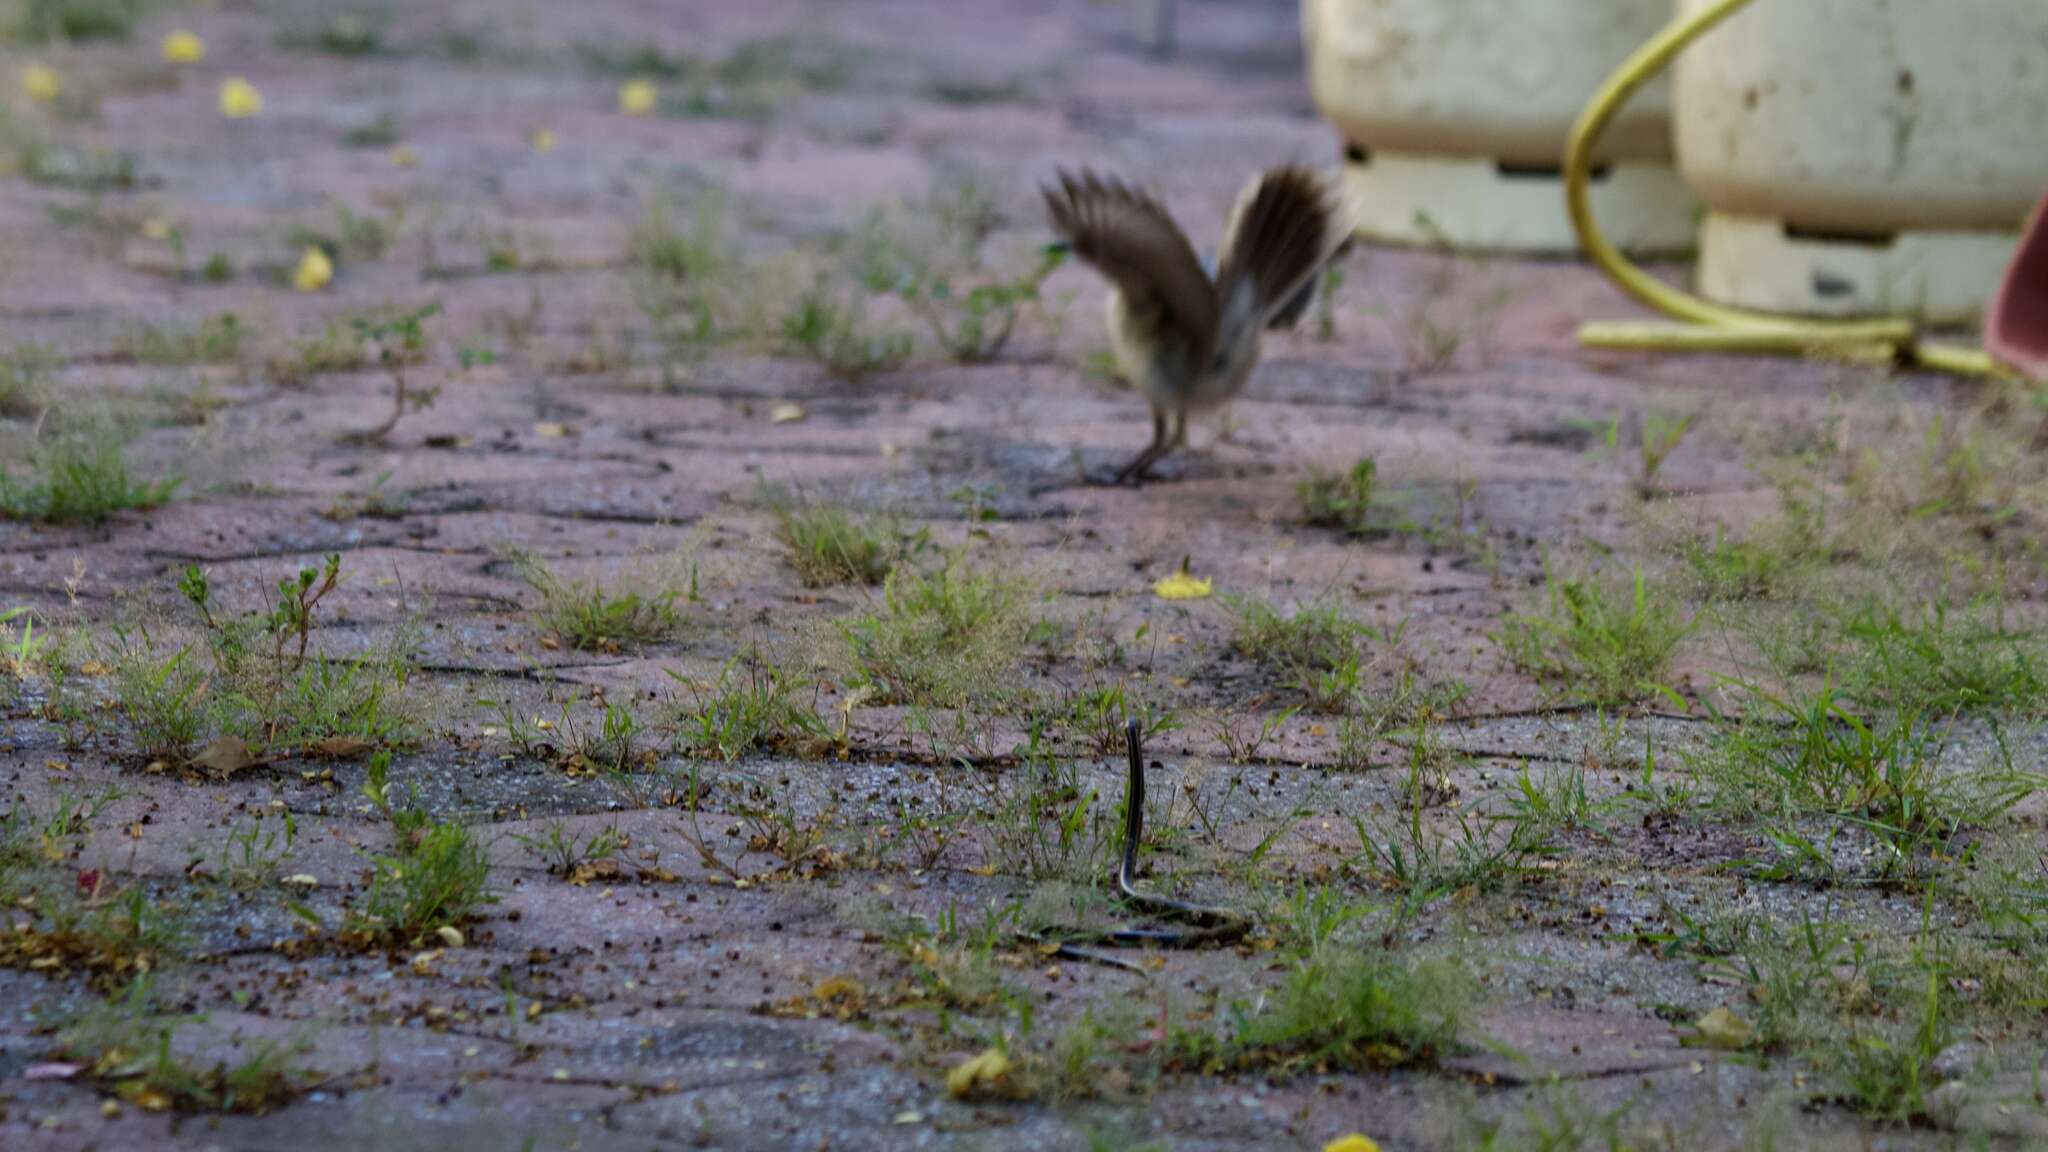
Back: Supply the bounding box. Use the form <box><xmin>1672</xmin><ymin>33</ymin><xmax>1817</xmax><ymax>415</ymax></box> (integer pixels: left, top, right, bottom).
<box><xmin>1501</xmin><ymin>564</ymin><xmax>1690</xmax><ymax>706</ymax></box>
<box><xmin>766</xmin><ymin>489</ymin><xmax>920</xmax><ymax>587</ymax></box>
<box><xmin>518</xmin><ymin>556</ymin><xmax>684</xmax><ymax>652</ymax></box>
<box><xmin>0</xmin><ymin>426</ymin><xmax>178</xmax><ymax>524</ymax></box>
<box><xmin>838</xmin><ymin>557</ymin><xmax>1030</xmax><ymax>707</ymax></box>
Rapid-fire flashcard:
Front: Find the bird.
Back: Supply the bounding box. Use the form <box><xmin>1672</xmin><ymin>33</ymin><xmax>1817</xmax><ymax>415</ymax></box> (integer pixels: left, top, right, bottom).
<box><xmin>1044</xmin><ymin>165</ymin><xmax>1353</xmax><ymax>484</ymax></box>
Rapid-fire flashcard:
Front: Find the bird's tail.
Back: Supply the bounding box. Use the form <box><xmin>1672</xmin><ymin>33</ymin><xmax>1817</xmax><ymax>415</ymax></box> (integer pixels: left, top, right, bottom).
<box><xmin>1216</xmin><ymin>167</ymin><xmax>1351</xmax><ymax>326</ymax></box>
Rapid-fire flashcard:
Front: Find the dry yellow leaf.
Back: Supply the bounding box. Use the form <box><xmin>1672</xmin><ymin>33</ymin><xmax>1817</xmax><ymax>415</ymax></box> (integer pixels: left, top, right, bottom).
<box><xmin>1325</xmin><ymin>1137</ymin><xmax>1383</xmax><ymax>1152</ymax></box>
<box><xmin>619</xmin><ymin>79</ymin><xmax>657</xmax><ymax>115</ymax></box>
<box><xmin>20</xmin><ymin>64</ymin><xmax>60</xmax><ymax>104</ymax></box>
<box><xmin>1690</xmin><ymin>1006</ymin><xmax>1754</xmax><ymax>1050</ymax></box>
<box><xmin>530</xmin><ymin>127</ymin><xmax>557</xmax><ymax>154</ymax></box>
<box><xmin>161</xmin><ymin>30</ymin><xmax>205</xmax><ymax>64</ymax></box>
<box><xmin>1152</xmin><ymin>569</ymin><xmax>1212</xmax><ymax>600</ymax></box>
<box><xmin>219</xmin><ymin>77</ymin><xmax>263</xmax><ymax>119</ymax></box>
<box><xmin>293</xmin><ymin>247</ymin><xmax>333</xmax><ymax>293</ymax></box>
<box><xmin>769</xmin><ymin>402</ymin><xmax>806</xmax><ymax>424</ymax></box>
<box><xmin>944</xmin><ymin>1047</ymin><xmax>1013</xmax><ymax>1099</ymax></box>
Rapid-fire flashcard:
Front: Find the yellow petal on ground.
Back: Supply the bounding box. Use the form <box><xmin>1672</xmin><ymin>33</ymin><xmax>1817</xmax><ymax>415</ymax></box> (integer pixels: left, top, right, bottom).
<box><xmin>21</xmin><ymin>64</ymin><xmax>60</xmax><ymax>104</ymax></box>
<box><xmin>944</xmin><ymin>1047</ymin><xmax>1012</xmax><ymax>1099</ymax></box>
<box><xmin>161</xmin><ymin>30</ymin><xmax>206</xmax><ymax>64</ymax></box>
<box><xmin>292</xmin><ymin>246</ymin><xmax>333</xmax><ymax>293</ymax></box>
<box><xmin>436</xmin><ymin>925</ymin><xmax>465</xmax><ymax>948</ymax></box>
<box><xmin>1152</xmin><ymin>569</ymin><xmax>1213</xmax><ymax>600</ymax></box>
<box><xmin>219</xmin><ymin>77</ymin><xmax>263</xmax><ymax>118</ymax></box>
<box><xmin>389</xmin><ymin>144</ymin><xmax>418</xmax><ymax>168</ymax></box>
<box><xmin>769</xmin><ymin>402</ymin><xmax>806</xmax><ymax>424</ymax></box>
<box><xmin>1325</xmin><ymin>1137</ymin><xmax>1383</xmax><ymax>1152</ymax></box>
<box><xmin>619</xmin><ymin>78</ymin><xmax>657</xmax><ymax>115</ymax></box>
<box><xmin>529</xmin><ymin>127</ymin><xmax>557</xmax><ymax>154</ymax></box>
<box><xmin>139</xmin><ymin>217</ymin><xmax>171</xmax><ymax>241</ymax></box>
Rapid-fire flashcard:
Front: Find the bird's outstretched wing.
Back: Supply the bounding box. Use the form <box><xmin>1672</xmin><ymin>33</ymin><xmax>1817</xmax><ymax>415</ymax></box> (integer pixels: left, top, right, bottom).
<box><xmin>1216</xmin><ymin>166</ymin><xmax>1350</xmax><ymax>328</ymax></box>
<box><xmin>1044</xmin><ymin>169</ymin><xmax>1218</xmax><ymax>353</ymax></box>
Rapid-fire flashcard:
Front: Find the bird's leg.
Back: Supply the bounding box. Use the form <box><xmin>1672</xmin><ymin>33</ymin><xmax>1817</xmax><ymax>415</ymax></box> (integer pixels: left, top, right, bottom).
<box><xmin>1114</xmin><ymin>409</ymin><xmax>1171</xmax><ymax>486</ymax></box>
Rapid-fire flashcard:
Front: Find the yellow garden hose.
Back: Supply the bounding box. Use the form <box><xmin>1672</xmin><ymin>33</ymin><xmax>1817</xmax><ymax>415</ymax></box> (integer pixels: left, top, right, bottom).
<box><xmin>1563</xmin><ymin>0</ymin><xmax>2009</xmax><ymax>378</ymax></box>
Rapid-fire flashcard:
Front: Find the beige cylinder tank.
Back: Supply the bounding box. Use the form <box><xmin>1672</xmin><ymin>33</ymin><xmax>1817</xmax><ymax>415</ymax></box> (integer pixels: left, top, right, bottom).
<box><xmin>1303</xmin><ymin>0</ymin><xmax>1697</xmax><ymax>253</ymax></box>
<box><xmin>1673</xmin><ymin>0</ymin><xmax>2048</xmax><ymax>320</ymax></box>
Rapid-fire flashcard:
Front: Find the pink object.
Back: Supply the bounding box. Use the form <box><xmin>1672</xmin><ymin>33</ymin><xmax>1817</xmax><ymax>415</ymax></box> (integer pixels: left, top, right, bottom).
<box><xmin>1986</xmin><ymin>188</ymin><xmax>2048</xmax><ymax>380</ymax></box>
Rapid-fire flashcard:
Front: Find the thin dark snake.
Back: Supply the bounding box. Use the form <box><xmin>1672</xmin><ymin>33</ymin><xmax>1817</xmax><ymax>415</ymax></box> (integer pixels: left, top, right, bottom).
<box><xmin>1030</xmin><ymin>720</ymin><xmax>1250</xmax><ymax>970</ymax></box>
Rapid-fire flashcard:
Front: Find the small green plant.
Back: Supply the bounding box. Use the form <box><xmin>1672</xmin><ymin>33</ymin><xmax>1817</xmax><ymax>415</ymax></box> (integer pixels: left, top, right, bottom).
<box><xmin>976</xmin><ymin>742</ymin><xmax>1110</xmax><ymax>881</ymax></box>
<box><xmin>1501</xmin><ymin>565</ymin><xmax>1691</xmax><ymax>706</ymax></box>
<box><xmin>518</xmin><ymin>557</ymin><xmax>682</xmax><ymax>651</ymax></box>
<box><xmin>63</xmin><ymin>976</ymin><xmax>314</xmax><ymax>1114</ymax></box>
<box><xmin>346</xmin><ymin>752</ymin><xmax>493</xmax><ymax>946</ymax></box>
<box><xmin>1610</xmin><ymin>410</ymin><xmax>1695</xmax><ymax>498</ymax></box>
<box><xmin>1355</xmin><ymin>804</ymin><xmax>1539</xmax><ymax>916</ymax></box>
<box><xmin>0</xmin><ymin>427</ymin><xmax>179</xmax><ymax>524</ymax></box>
<box><xmin>1223</xmin><ymin>595</ymin><xmax>1371</xmax><ymax>711</ymax></box>
<box><xmin>1681</xmin><ymin>519</ymin><xmax>1815</xmax><ymax>603</ymax></box>
<box><xmin>340</xmin><ymin>112</ymin><xmax>400</xmax><ymax>149</ymax></box>
<box><xmin>290</xmin><ymin>204</ymin><xmax>401</xmax><ymax>266</ymax></box>
<box><xmin>1838</xmin><ymin>599</ymin><xmax>2046</xmax><ymax>718</ymax></box>
<box><xmin>1298</xmin><ymin>457</ymin><xmax>1376</xmax><ymax>534</ymax></box>
<box><xmin>1690</xmin><ymin>681</ymin><xmax>2036</xmax><ymax>868</ymax></box>
<box><xmin>114</xmin><ymin>313</ymin><xmax>244</xmax><ymax>366</ymax></box>
<box><xmin>153</xmin><ymin>555</ymin><xmax>420</xmax><ymax>758</ymax></box>
<box><xmin>216</xmin><ymin>811</ymin><xmax>296</xmax><ymax>889</ymax></box>
<box><xmin>671</xmin><ymin>652</ymin><xmax>828</xmax><ymax>761</ymax></box>
<box><xmin>765</xmin><ymin>489</ymin><xmax>920</xmax><ymax>586</ymax></box>
<box><xmin>581</xmin><ymin>36</ymin><xmax>849</xmax><ymax>120</ymax></box>
<box><xmin>274</xmin><ymin>8</ymin><xmax>383</xmax><ymax>55</ymax></box>
<box><xmin>20</xmin><ymin>0</ymin><xmax>144</xmax><ymax>41</ymax></box>
<box><xmin>1</xmin><ymin>872</ymin><xmax>183</xmax><ymax>987</ymax></box>
<box><xmin>2</xmin><ymin>605</ymin><xmax>48</xmax><ymax>685</ymax></box>
<box><xmin>780</xmin><ymin>281</ymin><xmax>913</xmax><ymax>380</ymax></box>
<box><xmin>838</xmin><ymin>558</ymin><xmax>1031</xmax><ymax>707</ymax></box>
<box><xmin>1171</xmin><ymin>951</ymin><xmax>1468</xmax><ymax>1074</ymax></box>
<box><xmin>321</xmin><ymin>472</ymin><xmax>409</xmax><ymax>521</ymax></box>
<box><xmin>896</xmin><ymin>245</ymin><xmax>1067</xmax><ymax>363</ymax></box>
<box><xmin>1225</xmin><ymin>596</ymin><xmax>1360</xmax><ymax>675</ymax></box>
<box><xmin>1505</xmin><ymin>763</ymin><xmax>1613</xmax><ymax>840</ymax></box>
<box><xmin>0</xmin><ymin>344</ymin><xmax>55</xmax><ymax>419</ymax></box>
<box><xmin>106</xmin><ymin>631</ymin><xmax>210</xmax><ymax>762</ymax></box>
<box><xmin>627</xmin><ymin>194</ymin><xmax>734</xmax><ymax>365</ymax></box>
<box><xmin>512</xmin><ymin>819</ymin><xmax>622</xmax><ymax>878</ymax></box>
<box><xmin>1830</xmin><ymin>968</ymin><xmax>1948</xmax><ymax>1124</ymax></box>
<box><xmin>267</xmin><ymin>320</ymin><xmax>365</xmax><ymax>386</ymax></box>
<box><xmin>349</xmin><ymin>303</ymin><xmax>440</xmax><ymax>442</ymax></box>
<box><xmin>1314</xmin><ymin>262</ymin><xmax>1344</xmax><ymax>341</ymax></box>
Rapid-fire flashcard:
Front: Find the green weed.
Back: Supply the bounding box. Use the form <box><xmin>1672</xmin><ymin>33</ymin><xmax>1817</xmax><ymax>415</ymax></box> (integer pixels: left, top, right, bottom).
<box><xmin>1501</xmin><ymin>565</ymin><xmax>1691</xmax><ymax>706</ymax></box>
<box><xmin>838</xmin><ymin>558</ymin><xmax>1031</xmax><ymax>707</ymax></box>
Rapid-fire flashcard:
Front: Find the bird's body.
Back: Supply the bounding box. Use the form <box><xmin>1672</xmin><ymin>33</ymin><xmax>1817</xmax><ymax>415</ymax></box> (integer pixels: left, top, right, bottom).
<box><xmin>1046</xmin><ymin>166</ymin><xmax>1352</xmax><ymax>482</ymax></box>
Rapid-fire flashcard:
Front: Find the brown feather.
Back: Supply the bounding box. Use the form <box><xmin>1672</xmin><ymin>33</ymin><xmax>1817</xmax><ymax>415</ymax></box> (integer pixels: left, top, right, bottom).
<box><xmin>1215</xmin><ymin>166</ymin><xmax>1344</xmax><ymax>326</ymax></box>
<box><xmin>1043</xmin><ymin>169</ymin><xmax>1218</xmax><ymax>351</ymax></box>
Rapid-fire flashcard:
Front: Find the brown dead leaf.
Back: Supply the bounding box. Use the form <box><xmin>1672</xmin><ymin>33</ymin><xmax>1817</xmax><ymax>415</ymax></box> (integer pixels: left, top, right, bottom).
<box><xmin>569</xmin><ymin>858</ymin><xmax>623</xmax><ymax>887</ymax></box>
<box><xmin>188</xmin><ymin>736</ymin><xmax>262</xmax><ymax>779</ymax></box>
<box><xmin>308</xmin><ymin>735</ymin><xmax>374</xmax><ymax>760</ymax></box>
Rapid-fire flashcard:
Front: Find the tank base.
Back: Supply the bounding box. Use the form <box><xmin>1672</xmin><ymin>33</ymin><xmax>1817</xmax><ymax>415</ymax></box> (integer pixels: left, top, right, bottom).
<box><xmin>1342</xmin><ymin>148</ymin><xmax>1697</xmax><ymax>256</ymax></box>
<box><xmin>1698</xmin><ymin>212</ymin><xmax>2019</xmax><ymax>324</ymax></box>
